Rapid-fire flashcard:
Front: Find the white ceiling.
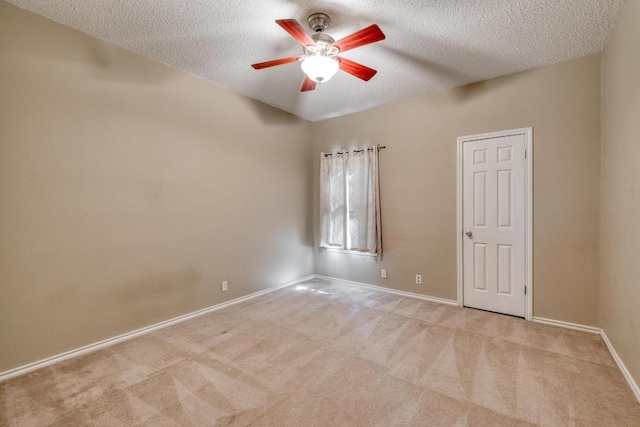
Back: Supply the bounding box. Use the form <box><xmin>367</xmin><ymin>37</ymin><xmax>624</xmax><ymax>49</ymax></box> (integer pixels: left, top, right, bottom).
<box><xmin>8</xmin><ymin>0</ymin><xmax>625</xmax><ymax>122</ymax></box>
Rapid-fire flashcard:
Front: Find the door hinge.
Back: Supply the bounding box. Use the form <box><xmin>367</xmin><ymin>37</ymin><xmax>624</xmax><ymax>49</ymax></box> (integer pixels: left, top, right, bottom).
<box><xmin>524</xmin><ymin>286</ymin><xmax>527</xmax><ymax>295</ymax></box>
<box><xmin>525</xmin><ymin>149</ymin><xmax>527</xmax><ymax>159</ymax></box>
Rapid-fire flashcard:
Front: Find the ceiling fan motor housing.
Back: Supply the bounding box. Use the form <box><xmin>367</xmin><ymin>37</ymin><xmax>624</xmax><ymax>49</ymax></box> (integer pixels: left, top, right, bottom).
<box><xmin>304</xmin><ymin>33</ymin><xmax>337</xmax><ymax>56</ymax></box>
<box><xmin>307</xmin><ymin>13</ymin><xmax>331</xmax><ymax>33</ymax></box>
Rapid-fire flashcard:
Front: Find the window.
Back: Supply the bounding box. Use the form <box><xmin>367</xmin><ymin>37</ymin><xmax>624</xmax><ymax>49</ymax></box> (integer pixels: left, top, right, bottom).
<box><xmin>319</xmin><ymin>146</ymin><xmax>382</xmax><ymax>255</ymax></box>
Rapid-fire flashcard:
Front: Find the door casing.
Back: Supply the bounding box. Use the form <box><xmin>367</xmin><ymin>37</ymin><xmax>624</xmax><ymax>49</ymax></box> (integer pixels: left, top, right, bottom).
<box><xmin>456</xmin><ymin>128</ymin><xmax>533</xmax><ymax>320</ymax></box>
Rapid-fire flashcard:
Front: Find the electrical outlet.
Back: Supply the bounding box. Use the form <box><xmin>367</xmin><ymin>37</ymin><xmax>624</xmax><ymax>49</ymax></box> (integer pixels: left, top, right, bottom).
<box><xmin>221</xmin><ymin>281</ymin><xmax>228</xmax><ymax>292</ymax></box>
<box><xmin>415</xmin><ymin>275</ymin><xmax>422</xmax><ymax>285</ymax></box>
<box><xmin>381</xmin><ymin>269</ymin><xmax>387</xmax><ymax>278</ymax></box>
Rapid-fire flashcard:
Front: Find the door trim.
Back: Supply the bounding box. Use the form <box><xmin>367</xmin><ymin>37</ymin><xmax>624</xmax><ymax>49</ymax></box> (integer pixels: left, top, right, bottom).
<box><xmin>456</xmin><ymin>127</ymin><xmax>533</xmax><ymax>320</ymax></box>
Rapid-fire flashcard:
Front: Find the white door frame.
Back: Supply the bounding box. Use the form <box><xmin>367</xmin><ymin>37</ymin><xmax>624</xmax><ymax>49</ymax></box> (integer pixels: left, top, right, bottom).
<box><xmin>456</xmin><ymin>127</ymin><xmax>533</xmax><ymax>320</ymax></box>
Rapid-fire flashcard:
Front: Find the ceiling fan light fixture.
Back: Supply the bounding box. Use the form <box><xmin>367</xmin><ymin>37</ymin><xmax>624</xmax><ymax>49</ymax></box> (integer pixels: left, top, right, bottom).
<box><xmin>301</xmin><ymin>54</ymin><xmax>339</xmax><ymax>83</ymax></box>
<box><xmin>251</xmin><ymin>16</ymin><xmax>385</xmax><ymax>91</ymax></box>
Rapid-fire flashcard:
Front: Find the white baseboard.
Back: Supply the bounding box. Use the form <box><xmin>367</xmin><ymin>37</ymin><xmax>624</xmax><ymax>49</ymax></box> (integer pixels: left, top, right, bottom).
<box><xmin>314</xmin><ymin>275</ymin><xmax>459</xmax><ymax>306</ymax></box>
<box><xmin>532</xmin><ymin>317</ymin><xmax>639</xmax><ymax>404</ymax></box>
<box><xmin>531</xmin><ymin>317</ymin><xmax>601</xmax><ymax>334</ymax></box>
<box><xmin>600</xmin><ymin>330</ymin><xmax>640</xmax><ymax>404</ymax></box>
<box><xmin>4</xmin><ymin>274</ymin><xmax>638</xmax><ymax>406</ymax></box>
<box><xmin>316</xmin><ymin>278</ymin><xmax>640</xmax><ymax>404</ymax></box>
<box><xmin>0</xmin><ymin>275</ymin><xmax>315</xmax><ymax>382</ymax></box>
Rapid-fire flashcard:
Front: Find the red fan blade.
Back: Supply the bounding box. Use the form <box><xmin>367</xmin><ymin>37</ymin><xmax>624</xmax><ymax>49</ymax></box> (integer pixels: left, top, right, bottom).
<box><xmin>338</xmin><ymin>57</ymin><xmax>377</xmax><ymax>81</ymax></box>
<box><xmin>331</xmin><ymin>24</ymin><xmax>385</xmax><ymax>53</ymax></box>
<box><xmin>276</xmin><ymin>19</ymin><xmax>316</xmax><ymax>47</ymax></box>
<box><xmin>251</xmin><ymin>56</ymin><xmax>301</xmax><ymax>70</ymax></box>
<box><xmin>301</xmin><ymin>76</ymin><xmax>317</xmax><ymax>92</ymax></box>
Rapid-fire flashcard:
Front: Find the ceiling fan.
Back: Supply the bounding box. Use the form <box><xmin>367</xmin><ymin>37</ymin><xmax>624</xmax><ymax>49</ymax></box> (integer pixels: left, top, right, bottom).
<box><xmin>251</xmin><ymin>13</ymin><xmax>385</xmax><ymax>92</ymax></box>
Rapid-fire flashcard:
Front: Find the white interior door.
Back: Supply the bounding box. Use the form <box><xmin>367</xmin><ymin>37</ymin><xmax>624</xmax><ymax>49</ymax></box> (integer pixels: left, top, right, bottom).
<box><xmin>462</xmin><ymin>133</ymin><xmax>526</xmax><ymax>317</ymax></box>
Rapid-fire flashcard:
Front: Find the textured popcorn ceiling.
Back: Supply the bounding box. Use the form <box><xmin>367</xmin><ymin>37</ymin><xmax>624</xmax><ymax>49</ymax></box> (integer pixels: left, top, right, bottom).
<box><xmin>7</xmin><ymin>0</ymin><xmax>625</xmax><ymax>122</ymax></box>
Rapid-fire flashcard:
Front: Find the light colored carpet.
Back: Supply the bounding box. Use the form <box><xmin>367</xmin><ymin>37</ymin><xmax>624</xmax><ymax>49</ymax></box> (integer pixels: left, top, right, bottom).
<box><xmin>1</xmin><ymin>278</ymin><xmax>639</xmax><ymax>426</ymax></box>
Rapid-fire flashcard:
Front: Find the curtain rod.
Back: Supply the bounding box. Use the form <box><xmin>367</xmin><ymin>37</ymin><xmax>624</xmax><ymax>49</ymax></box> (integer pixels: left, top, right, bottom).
<box><xmin>323</xmin><ymin>145</ymin><xmax>386</xmax><ymax>157</ymax></box>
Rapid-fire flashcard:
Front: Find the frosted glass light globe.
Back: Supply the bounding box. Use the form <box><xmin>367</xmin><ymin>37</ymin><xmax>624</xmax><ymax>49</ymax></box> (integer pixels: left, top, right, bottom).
<box><xmin>301</xmin><ymin>55</ymin><xmax>339</xmax><ymax>83</ymax></box>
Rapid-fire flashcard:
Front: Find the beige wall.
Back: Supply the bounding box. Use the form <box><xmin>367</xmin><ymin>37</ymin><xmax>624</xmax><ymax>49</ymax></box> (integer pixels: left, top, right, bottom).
<box><xmin>1</xmin><ymin>0</ymin><xmax>623</xmax><ymax>376</ymax></box>
<box><xmin>313</xmin><ymin>54</ymin><xmax>602</xmax><ymax>326</ymax></box>
<box><xmin>601</xmin><ymin>0</ymin><xmax>640</xmax><ymax>393</ymax></box>
<box><xmin>0</xmin><ymin>3</ymin><xmax>313</xmax><ymax>373</ymax></box>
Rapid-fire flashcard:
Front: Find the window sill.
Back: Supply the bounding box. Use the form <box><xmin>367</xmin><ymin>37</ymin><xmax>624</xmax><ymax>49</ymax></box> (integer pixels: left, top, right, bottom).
<box><xmin>323</xmin><ymin>248</ymin><xmax>378</xmax><ymax>257</ymax></box>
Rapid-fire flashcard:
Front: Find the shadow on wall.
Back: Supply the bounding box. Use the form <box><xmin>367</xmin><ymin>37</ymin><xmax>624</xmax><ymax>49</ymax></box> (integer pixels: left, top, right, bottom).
<box><xmin>107</xmin><ymin>268</ymin><xmax>201</xmax><ymax>321</ymax></box>
<box><xmin>245</xmin><ymin>97</ymin><xmax>306</xmax><ymax>125</ymax></box>
<box><xmin>88</xmin><ymin>41</ymin><xmax>179</xmax><ymax>85</ymax></box>
<box><xmin>377</xmin><ymin>25</ymin><xmax>531</xmax><ymax>103</ymax></box>
<box><xmin>450</xmin><ymin>72</ymin><xmax>526</xmax><ymax>102</ymax></box>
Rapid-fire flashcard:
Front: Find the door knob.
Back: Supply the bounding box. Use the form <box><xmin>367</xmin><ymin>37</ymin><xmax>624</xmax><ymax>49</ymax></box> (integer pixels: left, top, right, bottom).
<box><xmin>465</xmin><ymin>230</ymin><xmax>473</xmax><ymax>238</ymax></box>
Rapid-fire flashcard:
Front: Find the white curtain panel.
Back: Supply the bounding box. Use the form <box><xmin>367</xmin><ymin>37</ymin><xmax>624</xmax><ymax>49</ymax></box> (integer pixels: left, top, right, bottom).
<box><xmin>319</xmin><ymin>147</ymin><xmax>381</xmax><ymax>255</ymax></box>
<box><xmin>347</xmin><ymin>148</ymin><xmax>381</xmax><ymax>253</ymax></box>
<box><xmin>319</xmin><ymin>151</ymin><xmax>347</xmax><ymax>249</ymax></box>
